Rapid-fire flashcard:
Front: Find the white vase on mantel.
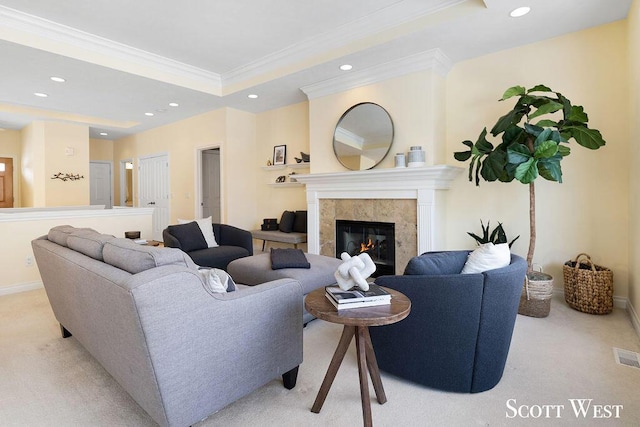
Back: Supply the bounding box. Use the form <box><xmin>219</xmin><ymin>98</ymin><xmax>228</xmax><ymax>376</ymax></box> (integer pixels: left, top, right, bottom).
<box><xmin>407</xmin><ymin>146</ymin><xmax>425</xmax><ymax>167</ymax></box>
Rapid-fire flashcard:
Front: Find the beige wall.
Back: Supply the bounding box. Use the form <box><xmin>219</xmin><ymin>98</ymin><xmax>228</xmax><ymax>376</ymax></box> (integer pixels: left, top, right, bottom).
<box><xmin>255</xmin><ymin>102</ymin><xmax>309</xmax><ymax>221</ymax></box>
<box><xmin>0</xmin><ymin>129</ymin><xmax>22</xmax><ymax>207</ymax></box>
<box><xmin>445</xmin><ymin>21</ymin><xmax>630</xmax><ymax>297</ymax></box>
<box><xmin>309</xmin><ymin>70</ymin><xmax>446</xmax><ymax>174</ymax></box>
<box><xmin>20</xmin><ymin>121</ymin><xmax>90</xmax><ymax>207</ymax></box>
<box><xmin>90</xmin><ymin>138</ymin><xmax>114</xmax><ymax>161</ymax></box>
<box><xmin>628</xmin><ymin>0</ymin><xmax>640</xmax><ymax>318</ymax></box>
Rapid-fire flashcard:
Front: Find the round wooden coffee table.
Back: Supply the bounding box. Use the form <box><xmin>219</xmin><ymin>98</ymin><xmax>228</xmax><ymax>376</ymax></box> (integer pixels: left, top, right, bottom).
<box><xmin>305</xmin><ymin>286</ymin><xmax>411</xmax><ymax>427</ymax></box>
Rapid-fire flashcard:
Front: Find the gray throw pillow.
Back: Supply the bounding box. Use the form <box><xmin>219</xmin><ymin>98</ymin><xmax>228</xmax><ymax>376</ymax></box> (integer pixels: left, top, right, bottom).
<box><xmin>293</xmin><ymin>210</ymin><xmax>307</xmax><ymax>233</ymax></box>
<box><xmin>167</xmin><ymin>221</ymin><xmax>208</xmax><ymax>252</ymax></box>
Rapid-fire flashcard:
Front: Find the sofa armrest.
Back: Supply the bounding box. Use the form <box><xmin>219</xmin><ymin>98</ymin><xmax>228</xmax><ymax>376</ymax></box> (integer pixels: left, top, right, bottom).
<box><xmin>162</xmin><ymin>228</ymin><xmax>181</xmax><ymax>249</ymax></box>
<box><xmin>214</xmin><ymin>223</ymin><xmax>253</xmax><ymax>253</ymax></box>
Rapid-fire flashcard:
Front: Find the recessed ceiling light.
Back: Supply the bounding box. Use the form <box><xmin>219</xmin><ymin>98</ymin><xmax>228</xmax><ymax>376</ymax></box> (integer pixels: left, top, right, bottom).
<box><xmin>50</xmin><ymin>76</ymin><xmax>65</xmax><ymax>83</ymax></box>
<box><xmin>34</xmin><ymin>92</ymin><xmax>48</xmax><ymax>97</ymax></box>
<box><xmin>248</xmin><ymin>94</ymin><xmax>258</xmax><ymax>99</ymax></box>
<box><xmin>144</xmin><ymin>112</ymin><xmax>154</xmax><ymax>116</ymax></box>
<box><xmin>99</xmin><ymin>132</ymin><xmax>108</xmax><ymax>136</ymax></box>
<box><xmin>168</xmin><ymin>102</ymin><xmax>179</xmax><ymax>107</ymax></box>
<box><xmin>510</xmin><ymin>6</ymin><xmax>531</xmax><ymax>17</ymax></box>
<box><xmin>339</xmin><ymin>64</ymin><xmax>353</xmax><ymax>71</ymax></box>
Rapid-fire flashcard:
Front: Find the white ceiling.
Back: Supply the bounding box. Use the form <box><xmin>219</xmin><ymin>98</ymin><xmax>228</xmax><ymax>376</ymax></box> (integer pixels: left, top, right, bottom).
<box><xmin>0</xmin><ymin>0</ymin><xmax>632</xmax><ymax>140</ymax></box>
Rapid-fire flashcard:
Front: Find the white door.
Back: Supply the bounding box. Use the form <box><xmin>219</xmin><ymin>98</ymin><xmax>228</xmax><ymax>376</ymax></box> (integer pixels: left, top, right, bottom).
<box><xmin>202</xmin><ymin>149</ymin><xmax>221</xmax><ymax>223</ymax></box>
<box><xmin>90</xmin><ymin>162</ymin><xmax>112</xmax><ymax>208</ymax></box>
<box><xmin>139</xmin><ymin>154</ymin><xmax>170</xmax><ymax>241</ymax></box>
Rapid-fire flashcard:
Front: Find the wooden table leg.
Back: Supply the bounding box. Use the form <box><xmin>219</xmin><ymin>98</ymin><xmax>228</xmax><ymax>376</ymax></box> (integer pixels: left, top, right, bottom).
<box><xmin>363</xmin><ymin>327</ymin><xmax>387</xmax><ymax>404</ymax></box>
<box><xmin>311</xmin><ymin>325</ymin><xmax>355</xmax><ymax>413</ymax></box>
<box><xmin>355</xmin><ymin>326</ymin><xmax>373</xmax><ymax>427</ymax></box>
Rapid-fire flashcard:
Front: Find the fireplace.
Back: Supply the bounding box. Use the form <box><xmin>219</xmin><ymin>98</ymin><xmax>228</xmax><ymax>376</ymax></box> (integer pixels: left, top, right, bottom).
<box><xmin>336</xmin><ymin>220</ymin><xmax>395</xmax><ymax>277</ymax></box>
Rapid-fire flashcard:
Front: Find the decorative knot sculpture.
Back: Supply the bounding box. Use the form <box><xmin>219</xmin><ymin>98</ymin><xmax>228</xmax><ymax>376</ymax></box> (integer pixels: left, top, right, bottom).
<box><xmin>334</xmin><ymin>251</ymin><xmax>377</xmax><ymax>291</ymax></box>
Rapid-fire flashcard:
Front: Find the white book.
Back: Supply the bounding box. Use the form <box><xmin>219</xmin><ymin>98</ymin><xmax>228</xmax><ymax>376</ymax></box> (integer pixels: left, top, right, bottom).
<box><xmin>325</xmin><ymin>292</ymin><xmax>391</xmax><ymax>310</ymax></box>
<box><xmin>325</xmin><ymin>284</ymin><xmax>391</xmax><ymax>304</ymax></box>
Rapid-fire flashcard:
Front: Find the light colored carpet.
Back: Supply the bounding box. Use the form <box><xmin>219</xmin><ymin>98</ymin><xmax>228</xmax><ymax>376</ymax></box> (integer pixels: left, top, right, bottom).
<box><xmin>1</xmin><ymin>289</ymin><xmax>639</xmax><ymax>426</ymax></box>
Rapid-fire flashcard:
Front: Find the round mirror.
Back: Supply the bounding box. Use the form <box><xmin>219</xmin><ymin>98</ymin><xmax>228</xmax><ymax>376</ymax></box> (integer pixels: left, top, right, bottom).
<box><xmin>333</xmin><ymin>102</ymin><xmax>394</xmax><ymax>170</ymax></box>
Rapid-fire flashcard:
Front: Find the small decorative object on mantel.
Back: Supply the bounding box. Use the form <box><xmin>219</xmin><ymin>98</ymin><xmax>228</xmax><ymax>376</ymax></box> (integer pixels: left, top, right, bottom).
<box><xmin>51</xmin><ymin>172</ymin><xmax>84</xmax><ymax>181</ymax></box>
<box><xmin>394</xmin><ymin>152</ymin><xmax>406</xmax><ymax>168</ymax></box>
<box><xmin>334</xmin><ymin>251</ymin><xmax>377</xmax><ymax>291</ymax></box>
<box><xmin>407</xmin><ymin>146</ymin><xmax>425</xmax><ymax>167</ymax></box>
<box><xmin>288</xmin><ymin>172</ymin><xmax>297</xmax><ymax>182</ymax></box>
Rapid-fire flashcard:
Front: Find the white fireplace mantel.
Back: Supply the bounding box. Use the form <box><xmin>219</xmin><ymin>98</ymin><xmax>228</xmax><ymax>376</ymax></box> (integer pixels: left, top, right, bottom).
<box><xmin>294</xmin><ymin>165</ymin><xmax>463</xmax><ymax>255</ymax></box>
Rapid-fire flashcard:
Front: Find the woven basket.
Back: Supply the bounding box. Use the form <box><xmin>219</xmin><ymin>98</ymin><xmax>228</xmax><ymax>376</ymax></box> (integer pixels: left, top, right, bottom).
<box><xmin>563</xmin><ymin>253</ymin><xmax>613</xmax><ymax>315</ymax></box>
<box><xmin>518</xmin><ymin>271</ymin><xmax>553</xmax><ymax>318</ymax></box>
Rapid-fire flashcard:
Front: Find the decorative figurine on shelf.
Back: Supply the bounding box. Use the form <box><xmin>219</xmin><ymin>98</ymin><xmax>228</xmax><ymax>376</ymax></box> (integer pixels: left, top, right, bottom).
<box><xmin>295</xmin><ymin>151</ymin><xmax>310</xmax><ymax>163</ymax></box>
<box><xmin>267</xmin><ymin>159</ymin><xmax>272</xmax><ymax>166</ymax></box>
<box><xmin>288</xmin><ymin>172</ymin><xmax>297</xmax><ymax>182</ymax></box>
<box><xmin>275</xmin><ymin>175</ymin><xmax>286</xmax><ymax>183</ymax></box>
<box><xmin>334</xmin><ymin>252</ymin><xmax>377</xmax><ymax>291</ymax></box>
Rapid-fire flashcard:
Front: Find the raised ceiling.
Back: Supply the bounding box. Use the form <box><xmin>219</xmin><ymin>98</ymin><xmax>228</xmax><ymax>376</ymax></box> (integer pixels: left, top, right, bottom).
<box><xmin>0</xmin><ymin>0</ymin><xmax>632</xmax><ymax>139</ymax></box>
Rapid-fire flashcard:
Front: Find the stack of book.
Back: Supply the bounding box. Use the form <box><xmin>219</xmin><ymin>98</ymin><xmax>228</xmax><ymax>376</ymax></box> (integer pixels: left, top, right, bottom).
<box><xmin>325</xmin><ymin>283</ymin><xmax>391</xmax><ymax>310</ymax></box>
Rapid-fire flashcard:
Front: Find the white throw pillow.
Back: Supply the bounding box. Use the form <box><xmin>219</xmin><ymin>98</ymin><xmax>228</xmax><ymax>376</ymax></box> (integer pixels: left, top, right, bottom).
<box><xmin>198</xmin><ymin>268</ymin><xmax>236</xmax><ymax>293</ymax></box>
<box><xmin>178</xmin><ymin>216</ymin><xmax>218</xmax><ymax>248</ymax></box>
<box><xmin>461</xmin><ymin>243</ymin><xmax>510</xmax><ymax>274</ymax></box>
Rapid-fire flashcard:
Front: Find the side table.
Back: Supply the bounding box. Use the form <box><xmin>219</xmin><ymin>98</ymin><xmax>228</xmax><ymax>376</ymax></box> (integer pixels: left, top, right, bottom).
<box><xmin>305</xmin><ymin>286</ymin><xmax>411</xmax><ymax>427</ymax></box>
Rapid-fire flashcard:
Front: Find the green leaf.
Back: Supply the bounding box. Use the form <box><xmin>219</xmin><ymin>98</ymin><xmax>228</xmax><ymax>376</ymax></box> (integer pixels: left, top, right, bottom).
<box><xmin>534</xmin><ymin>128</ymin><xmax>553</xmax><ymax>147</ymax></box>
<box><xmin>528</xmin><ymin>100</ymin><xmax>563</xmax><ymax>120</ymax></box>
<box><xmin>480</xmin><ymin>150</ymin><xmax>507</xmax><ymax>181</ymax></box>
<box><xmin>558</xmin><ymin>145</ymin><xmax>571</xmax><ymax>157</ymax></box>
<box><xmin>474</xmin><ymin>128</ymin><xmax>494</xmax><ymax>154</ymax></box>
<box><xmin>490</xmin><ymin>106</ymin><xmax>528</xmax><ymax>136</ymax></box>
<box><xmin>454</xmin><ymin>151</ymin><xmax>471</xmax><ymax>161</ymax></box>
<box><xmin>527</xmin><ymin>84</ymin><xmax>553</xmax><ymax>93</ymax></box>
<box><xmin>502</xmin><ymin>125</ymin><xmax>525</xmax><ymax>145</ymax></box>
<box><xmin>563</xmin><ymin>126</ymin><xmax>606</xmax><ymax>149</ymax></box>
<box><xmin>507</xmin><ymin>144</ymin><xmax>532</xmax><ymax>164</ymax></box>
<box><xmin>567</xmin><ymin>105</ymin><xmax>588</xmax><ymax>123</ymax></box>
<box><xmin>501</xmin><ymin>86</ymin><xmax>526</xmax><ymax>100</ymax></box>
<box><xmin>538</xmin><ymin>157</ymin><xmax>563</xmax><ymax>182</ymax></box>
<box><xmin>514</xmin><ymin>158</ymin><xmax>538</xmax><ymax>184</ymax></box>
<box><xmin>536</xmin><ymin>119</ymin><xmax>559</xmax><ymax>128</ymax></box>
<box><xmin>534</xmin><ymin>140</ymin><xmax>559</xmax><ymax>159</ymax></box>
<box><xmin>524</xmin><ymin>123</ymin><xmax>543</xmax><ymax>138</ymax></box>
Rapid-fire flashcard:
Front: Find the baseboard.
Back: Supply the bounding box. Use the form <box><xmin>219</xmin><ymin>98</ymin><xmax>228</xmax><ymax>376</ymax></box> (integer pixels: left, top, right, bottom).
<box><xmin>628</xmin><ymin>300</ymin><xmax>640</xmax><ymax>340</ymax></box>
<box><xmin>0</xmin><ymin>281</ymin><xmax>43</xmax><ymax>297</ymax></box>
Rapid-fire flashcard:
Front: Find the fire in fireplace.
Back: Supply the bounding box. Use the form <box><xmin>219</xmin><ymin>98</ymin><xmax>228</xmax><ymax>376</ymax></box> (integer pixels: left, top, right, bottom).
<box><xmin>335</xmin><ymin>220</ymin><xmax>395</xmax><ymax>276</ymax></box>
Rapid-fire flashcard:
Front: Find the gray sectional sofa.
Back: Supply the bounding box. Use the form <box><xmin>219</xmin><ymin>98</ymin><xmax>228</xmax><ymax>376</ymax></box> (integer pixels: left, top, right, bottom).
<box><xmin>32</xmin><ymin>225</ymin><xmax>303</xmax><ymax>427</ymax></box>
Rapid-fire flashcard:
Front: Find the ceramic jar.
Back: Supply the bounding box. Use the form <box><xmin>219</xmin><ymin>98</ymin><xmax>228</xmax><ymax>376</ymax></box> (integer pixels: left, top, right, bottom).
<box><xmin>407</xmin><ymin>146</ymin><xmax>425</xmax><ymax>167</ymax></box>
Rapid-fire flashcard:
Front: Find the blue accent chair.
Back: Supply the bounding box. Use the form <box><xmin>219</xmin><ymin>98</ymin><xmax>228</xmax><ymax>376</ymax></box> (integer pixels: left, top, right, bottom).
<box><xmin>369</xmin><ymin>250</ymin><xmax>528</xmax><ymax>393</ymax></box>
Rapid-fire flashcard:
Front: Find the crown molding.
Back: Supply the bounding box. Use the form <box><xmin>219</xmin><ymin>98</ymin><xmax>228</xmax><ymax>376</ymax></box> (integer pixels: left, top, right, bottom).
<box><xmin>221</xmin><ymin>0</ymin><xmax>465</xmax><ymax>87</ymax></box>
<box><xmin>0</xmin><ymin>6</ymin><xmax>222</xmax><ymax>94</ymax></box>
<box><xmin>300</xmin><ymin>49</ymin><xmax>453</xmax><ymax>100</ymax></box>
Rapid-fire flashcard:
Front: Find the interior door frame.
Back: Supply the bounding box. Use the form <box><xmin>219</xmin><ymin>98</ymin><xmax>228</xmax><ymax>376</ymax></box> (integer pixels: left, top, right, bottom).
<box><xmin>195</xmin><ymin>143</ymin><xmax>224</xmax><ymax>222</ymax></box>
<box><xmin>0</xmin><ymin>156</ymin><xmax>16</xmax><ymax>208</ymax></box>
<box><xmin>89</xmin><ymin>160</ymin><xmax>114</xmax><ymax>209</ymax></box>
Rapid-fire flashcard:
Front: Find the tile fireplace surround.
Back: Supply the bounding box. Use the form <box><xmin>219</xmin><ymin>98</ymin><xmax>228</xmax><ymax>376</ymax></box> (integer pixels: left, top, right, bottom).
<box><xmin>294</xmin><ymin>165</ymin><xmax>463</xmax><ymax>274</ymax></box>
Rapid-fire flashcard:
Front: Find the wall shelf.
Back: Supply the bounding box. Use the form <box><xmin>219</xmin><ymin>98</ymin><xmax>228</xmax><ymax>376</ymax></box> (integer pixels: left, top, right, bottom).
<box><xmin>262</xmin><ymin>162</ymin><xmax>310</xmax><ymax>171</ymax></box>
<box><xmin>267</xmin><ymin>182</ymin><xmax>303</xmax><ymax>188</ymax></box>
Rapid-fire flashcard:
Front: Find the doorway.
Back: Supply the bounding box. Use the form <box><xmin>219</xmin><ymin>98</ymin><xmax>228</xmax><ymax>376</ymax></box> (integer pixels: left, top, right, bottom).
<box><xmin>139</xmin><ymin>153</ymin><xmax>170</xmax><ymax>241</ymax></box>
<box><xmin>201</xmin><ymin>148</ymin><xmax>221</xmax><ymax>222</ymax></box>
<box><xmin>0</xmin><ymin>157</ymin><xmax>14</xmax><ymax>208</ymax></box>
<box><xmin>120</xmin><ymin>159</ymin><xmax>134</xmax><ymax>207</ymax></box>
<box><xmin>90</xmin><ymin>161</ymin><xmax>113</xmax><ymax>208</ymax></box>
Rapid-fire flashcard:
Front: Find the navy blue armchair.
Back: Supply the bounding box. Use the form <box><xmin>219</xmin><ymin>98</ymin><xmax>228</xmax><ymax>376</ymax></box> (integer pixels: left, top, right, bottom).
<box><xmin>369</xmin><ymin>250</ymin><xmax>527</xmax><ymax>393</ymax></box>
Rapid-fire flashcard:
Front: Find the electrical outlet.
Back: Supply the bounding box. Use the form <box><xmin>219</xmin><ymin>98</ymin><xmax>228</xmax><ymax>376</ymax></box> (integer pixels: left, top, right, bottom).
<box><xmin>25</xmin><ymin>256</ymin><xmax>34</xmax><ymax>266</ymax></box>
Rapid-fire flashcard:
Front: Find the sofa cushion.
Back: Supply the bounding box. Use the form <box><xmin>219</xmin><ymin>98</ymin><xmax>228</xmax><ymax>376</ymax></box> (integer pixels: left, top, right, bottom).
<box><xmin>48</xmin><ymin>225</ymin><xmax>97</xmax><ymax>247</ymax></box>
<box><xmin>461</xmin><ymin>243</ymin><xmax>510</xmax><ymax>274</ymax></box>
<box><xmin>270</xmin><ymin>248</ymin><xmax>310</xmax><ymax>269</ymax></box>
<box><xmin>178</xmin><ymin>216</ymin><xmax>218</xmax><ymax>248</ymax></box>
<box><xmin>187</xmin><ymin>246</ymin><xmax>251</xmax><ymax>269</ymax></box>
<box><xmin>293</xmin><ymin>210</ymin><xmax>307</xmax><ymax>233</ymax></box>
<box><xmin>278</xmin><ymin>211</ymin><xmax>295</xmax><ymax>233</ymax></box>
<box><xmin>67</xmin><ymin>231</ymin><xmax>115</xmax><ymax>261</ymax></box>
<box><xmin>404</xmin><ymin>251</ymin><xmax>469</xmax><ymax>275</ymax></box>
<box><xmin>103</xmin><ymin>238</ymin><xmax>197</xmax><ymax>274</ymax></box>
<box><xmin>198</xmin><ymin>267</ymin><xmax>236</xmax><ymax>293</ymax></box>
<box><xmin>167</xmin><ymin>221</ymin><xmax>208</xmax><ymax>252</ymax></box>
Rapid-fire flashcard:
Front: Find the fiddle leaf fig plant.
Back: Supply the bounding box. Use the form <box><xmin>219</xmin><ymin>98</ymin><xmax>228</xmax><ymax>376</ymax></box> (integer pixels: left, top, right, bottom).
<box><xmin>454</xmin><ymin>85</ymin><xmax>606</xmax><ymax>270</ymax></box>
